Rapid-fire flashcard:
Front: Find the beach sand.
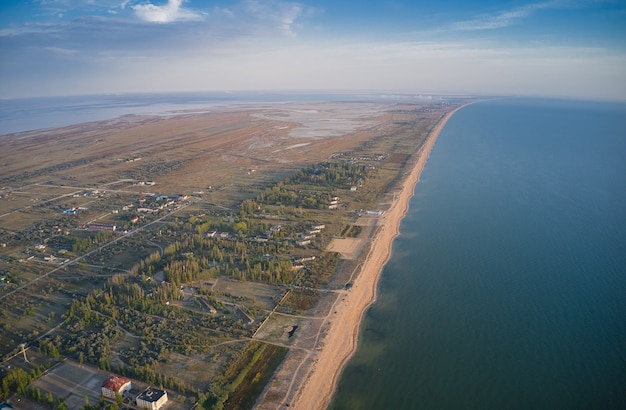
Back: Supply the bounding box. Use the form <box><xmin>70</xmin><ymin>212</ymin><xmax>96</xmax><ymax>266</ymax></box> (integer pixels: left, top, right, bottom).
<box><xmin>277</xmin><ymin>106</ymin><xmax>463</xmax><ymax>410</ymax></box>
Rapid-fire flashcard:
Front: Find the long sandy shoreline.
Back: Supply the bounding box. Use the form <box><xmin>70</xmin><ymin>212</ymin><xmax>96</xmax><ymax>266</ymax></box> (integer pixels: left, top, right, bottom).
<box><xmin>287</xmin><ymin>105</ymin><xmax>464</xmax><ymax>410</ymax></box>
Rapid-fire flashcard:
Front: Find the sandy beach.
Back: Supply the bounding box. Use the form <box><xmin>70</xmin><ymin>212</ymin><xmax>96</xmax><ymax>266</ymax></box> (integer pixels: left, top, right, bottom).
<box><xmin>283</xmin><ymin>106</ymin><xmax>463</xmax><ymax>410</ymax></box>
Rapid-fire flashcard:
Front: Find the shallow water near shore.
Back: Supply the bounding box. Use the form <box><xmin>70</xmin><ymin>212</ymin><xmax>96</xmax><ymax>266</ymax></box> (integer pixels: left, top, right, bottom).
<box><xmin>330</xmin><ymin>98</ymin><xmax>626</xmax><ymax>409</ymax></box>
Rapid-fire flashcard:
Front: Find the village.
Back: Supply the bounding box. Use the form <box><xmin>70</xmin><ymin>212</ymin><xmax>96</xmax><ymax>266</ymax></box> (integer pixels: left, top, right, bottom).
<box><xmin>0</xmin><ymin>158</ymin><xmax>390</xmax><ymax>410</ymax></box>
<box><xmin>0</xmin><ymin>99</ymin><xmax>455</xmax><ymax>409</ymax></box>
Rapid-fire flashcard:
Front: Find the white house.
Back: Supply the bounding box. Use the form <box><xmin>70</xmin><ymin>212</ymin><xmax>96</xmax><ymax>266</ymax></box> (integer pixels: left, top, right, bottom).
<box><xmin>136</xmin><ymin>387</ymin><xmax>168</xmax><ymax>410</ymax></box>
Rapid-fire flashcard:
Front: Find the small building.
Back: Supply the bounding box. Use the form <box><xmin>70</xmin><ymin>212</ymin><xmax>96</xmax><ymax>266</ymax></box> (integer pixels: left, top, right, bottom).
<box><xmin>101</xmin><ymin>376</ymin><xmax>131</xmax><ymax>400</ymax></box>
<box><xmin>136</xmin><ymin>387</ymin><xmax>168</xmax><ymax>410</ymax></box>
<box><xmin>269</xmin><ymin>225</ymin><xmax>282</xmax><ymax>233</ymax></box>
<box><xmin>86</xmin><ymin>223</ymin><xmax>117</xmax><ymax>232</ymax></box>
<box><xmin>296</xmin><ymin>239</ymin><xmax>311</xmax><ymax>247</ymax></box>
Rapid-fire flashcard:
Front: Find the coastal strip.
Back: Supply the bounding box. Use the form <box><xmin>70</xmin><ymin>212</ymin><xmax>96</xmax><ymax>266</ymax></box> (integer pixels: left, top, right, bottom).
<box><xmin>286</xmin><ymin>105</ymin><xmax>464</xmax><ymax>410</ymax></box>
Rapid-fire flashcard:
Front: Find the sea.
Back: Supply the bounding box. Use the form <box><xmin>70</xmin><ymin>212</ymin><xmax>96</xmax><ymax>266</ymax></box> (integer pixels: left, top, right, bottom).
<box><xmin>330</xmin><ymin>98</ymin><xmax>626</xmax><ymax>409</ymax></box>
<box><xmin>2</xmin><ymin>94</ymin><xmax>624</xmax><ymax>408</ymax></box>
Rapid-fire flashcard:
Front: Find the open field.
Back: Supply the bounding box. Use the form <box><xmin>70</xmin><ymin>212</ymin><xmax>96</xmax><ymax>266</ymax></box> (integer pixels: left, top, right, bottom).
<box><xmin>0</xmin><ymin>99</ymin><xmax>465</xmax><ymax>409</ymax></box>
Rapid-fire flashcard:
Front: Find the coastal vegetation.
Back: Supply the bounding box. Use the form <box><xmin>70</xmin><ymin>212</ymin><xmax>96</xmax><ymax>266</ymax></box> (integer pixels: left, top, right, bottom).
<box><xmin>0</xmin><ymin>101</ymin><xmax>459</xmax><ymax>408</ymax></box>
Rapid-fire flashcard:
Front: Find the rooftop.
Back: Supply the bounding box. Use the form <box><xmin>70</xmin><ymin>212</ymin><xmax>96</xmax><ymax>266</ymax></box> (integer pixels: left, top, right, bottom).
<box><xmin>137</xmin><ymin>387</ymin><xmax>167</xmax><ymax>402</ymax></box>
<box><xmin>102</xmin><ymin>375</ymin><xmax>131</xmax><ymax>391</ymax></box>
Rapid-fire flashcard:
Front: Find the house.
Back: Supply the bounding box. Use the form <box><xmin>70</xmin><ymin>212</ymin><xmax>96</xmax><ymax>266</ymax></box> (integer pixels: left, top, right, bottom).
<box><xmin>296</xmin><ymin>239</ymin><xmax>311</xmax><ymax>247</ymax></box>
<box><xmin>136</xmin><ymin>387</ymin><xmax>168</xmax><ymax>410</ymax></box>
<box><xmin>87</xmin><ymin>223</ymin><xmax>117</xmax><ymax>232</ymax></box>
<box><xmin>101</xmin><ymin>376</ymin><xmax>131</xmax><ymax>400</ymax></box>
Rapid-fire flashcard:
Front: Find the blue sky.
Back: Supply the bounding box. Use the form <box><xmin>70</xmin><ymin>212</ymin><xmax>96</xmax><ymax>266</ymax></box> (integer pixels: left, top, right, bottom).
<box><xmin>1</xmin><ymin>0</ymin><xmax>625</xmax><ymax>100</ymax></box>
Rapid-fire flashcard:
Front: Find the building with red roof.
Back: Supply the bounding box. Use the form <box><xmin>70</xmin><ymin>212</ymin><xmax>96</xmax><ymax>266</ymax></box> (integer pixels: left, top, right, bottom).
<box><xmin>101</xmin><ymin>375</ymin><xmax>131</xmax><ymax>399</ymax></box>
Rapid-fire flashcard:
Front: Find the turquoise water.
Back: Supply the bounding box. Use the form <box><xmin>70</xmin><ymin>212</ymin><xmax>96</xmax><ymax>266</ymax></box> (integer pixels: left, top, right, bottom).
<box><xmin>331</xmin><ymin>99</ymin><xmax>626</xmax><ymax>409</ymax></box>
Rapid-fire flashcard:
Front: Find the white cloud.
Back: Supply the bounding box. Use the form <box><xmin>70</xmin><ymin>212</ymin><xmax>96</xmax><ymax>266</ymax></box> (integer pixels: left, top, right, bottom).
<box><xmin>244</xmin><ymin>0</ymin><xmax>306</xmax><ymax>36</ymax></box>
<box><xmin>44</xmin><ymin>46</ymin><xmax>79</xmax><ymax>54</ymax></box>
<box><xmin>449</xmin><ymin>1</ymin><xmax>559</xmax><ymax>31</ymax></box>
<box><xmin>132</xmin><ymin>0</ymin><xmax>203</xmax><ymax>23</ymax></box>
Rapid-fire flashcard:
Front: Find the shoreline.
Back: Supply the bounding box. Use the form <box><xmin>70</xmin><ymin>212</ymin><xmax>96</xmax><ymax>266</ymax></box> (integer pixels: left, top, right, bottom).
<box><xmin>287</xmin><ymin>105</ymin><xmax>465</xmax><ymax>410</ymax></box>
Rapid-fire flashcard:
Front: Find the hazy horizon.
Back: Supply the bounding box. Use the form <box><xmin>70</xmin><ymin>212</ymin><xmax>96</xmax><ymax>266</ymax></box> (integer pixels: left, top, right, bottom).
<box><xmin>1</xmin><ymin>1</ymin><xmax>625</xmax><ymax>101</ymax></box>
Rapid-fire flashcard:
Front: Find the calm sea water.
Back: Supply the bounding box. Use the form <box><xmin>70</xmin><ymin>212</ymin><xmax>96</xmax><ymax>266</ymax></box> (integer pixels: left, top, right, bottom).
<box><xmin>331</xmin><ymin>98</ymin><xmax>626</xmax><ymax>409</ymax></box>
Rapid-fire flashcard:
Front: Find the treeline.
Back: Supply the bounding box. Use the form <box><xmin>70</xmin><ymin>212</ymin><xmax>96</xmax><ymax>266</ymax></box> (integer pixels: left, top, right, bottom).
<box><xmin>257</xmin><ymin>183</ymin><xmax>334</xmax><ymax>209</ymax></box>
<box><xmin>257</xmin><ymin>161</ymin><xmax>374</xmax><ymax>208</ymax></box>
<box><xmin>71</xmin><ymin>230</ymin><xmax>114</xmax><ymax>253</ymax></box>
<box><xmin>286</xmin><ymin>162</ymin><xmax>373</xmax><ymax>187</ymax></box>
<box><xmin>0</xmin><ymin>364</ymin><xmax>57</xmax><ymax>405</ymax></box>
<box><xmin>202</xmin><ymin>342</ymin><xmax>288</xmax><ymax>410</ymax></box>
<box><xmin>130</xmin><ymin>235</ymin><xmax>297</xmax><ymax>286</ymax></box>
<box><xmin>186</xmin><ymin>212</ymin><xmax>267</xmax><ymax>236</ymax></box>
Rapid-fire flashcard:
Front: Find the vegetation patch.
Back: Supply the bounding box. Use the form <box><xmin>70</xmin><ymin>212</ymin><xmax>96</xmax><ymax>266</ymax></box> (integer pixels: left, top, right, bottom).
<box><xmin>203</xmin><ymin>342</ymin><xmax>288</xmax><ymax>410</ymax></box>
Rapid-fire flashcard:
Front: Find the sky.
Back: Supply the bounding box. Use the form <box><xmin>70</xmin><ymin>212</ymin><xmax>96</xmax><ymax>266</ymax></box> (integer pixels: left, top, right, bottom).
<box><xmin>0</xmin><ymin>0</ymin><xmax>625</xmax><ymax>100</ymax></box>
